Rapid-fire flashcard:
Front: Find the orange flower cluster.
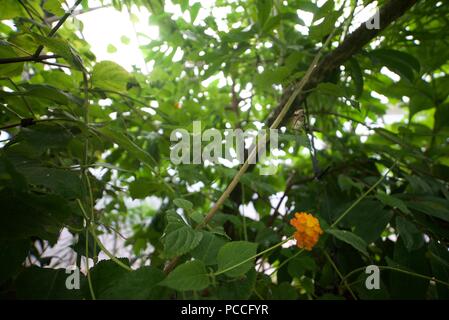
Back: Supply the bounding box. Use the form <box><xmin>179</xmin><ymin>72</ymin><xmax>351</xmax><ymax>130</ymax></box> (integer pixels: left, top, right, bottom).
<box><xmin>290</xmin><ymin>212</ymin><xmax>323</xmax><ymax>251</ymax></box>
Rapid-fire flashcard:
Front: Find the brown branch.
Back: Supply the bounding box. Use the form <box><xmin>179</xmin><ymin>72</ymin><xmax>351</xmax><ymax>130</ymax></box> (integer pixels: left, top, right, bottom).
<box><xmin>0</xmin><ymin>54</ymin><xmax>59</xmax><ymax>65</ymax></box>
<box><xmin>266</xmin><ymin>0</ymin><xmax>418</xmax><ymax>127</ymax></box>
<box><xmin>0</xmin><ymin>118</ymin><xmax>79</xmax><ymax>131</ymax></box>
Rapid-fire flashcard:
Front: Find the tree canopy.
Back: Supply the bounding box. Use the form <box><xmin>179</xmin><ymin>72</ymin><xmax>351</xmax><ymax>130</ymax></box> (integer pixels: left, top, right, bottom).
<box><xmin>1</xmin><ymin>0</ymin><xmax>449</xmax><ymax>300</ymax></box>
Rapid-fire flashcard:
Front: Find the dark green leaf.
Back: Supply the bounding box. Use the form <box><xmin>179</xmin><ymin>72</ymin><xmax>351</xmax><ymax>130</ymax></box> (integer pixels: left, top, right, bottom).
<box><xmin>160</xmin><ymin>260</ymin><xmax>210</xmax><ymax>291</ymax></box>
<box><xmin>327</xmin><ymin>229</ymin><xmax>369</xmax><ymax>256</ymax></box>
<box><xmin>217</xmin><ymin>241</ymin><xmax>258</xmax><ymax>277</ymax></box>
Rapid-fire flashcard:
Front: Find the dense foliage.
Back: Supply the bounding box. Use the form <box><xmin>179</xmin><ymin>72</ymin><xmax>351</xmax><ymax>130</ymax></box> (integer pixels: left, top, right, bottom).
<box><xmin>1</xmin><ymin>0</ymin><xmax>449</xmax><ymax>300</ymax></box>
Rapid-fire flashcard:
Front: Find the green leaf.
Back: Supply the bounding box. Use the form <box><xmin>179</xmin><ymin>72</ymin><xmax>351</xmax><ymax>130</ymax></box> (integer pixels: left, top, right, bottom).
<box><xmin>21</xmin><ymin>84</ymin><xmax>80</xmax><ymax>105</ymax></box>
<box><xmin>162</xmin><ymin>211</ymin><xmax>203</xmax><ymax>258</ymax></box>
<box><xmin>344</xmin><ymin>200</ymin><xmax>392</xmax><ymax>243</ymax></box>
<box><xmin>0</xmin><ymin>240</ymin><xmax>30</xmax><ymax>284</ymax></box>
<box><xmin>31</xmin><ymin>33</ymin><xmax>84</xmax><ymax>70</ymax></box>
<box><xmin>0</xmin><ymin>0</ymin><xmax>25</xmax><ymax>20</ymax></box>
<box><xmin>129</xmin><ymin>178</ymin><xmax>158</xmax><ymax>199</ymax></box>
<box><xmin>173</xmin><ymin>198</ymin><xmax>193</xmax><ymax>211</ymax></box>
<box><xmin>271</xmin><ymin>282</ymin><xmax>299</xmax><ymax>300</ymax></box>
<box><xmin>189</xmin><ymin>3</ymin><xmax>201</xmax><ymax>24</ymax></box>
<box><xmin>338</xmin><ymin>174</ymin><xmax>363</xmax><ymax>192</ymax></box>
<box><xmin>120</xmin><ymin>35</ymin><xmax>131</xmax><ymax>45</ymax></box>
<box><xmin>347</xmin><ymin>58</ymin><xmax>364</xmax><ymax>98</ymax></box>
<box><xmin>216</xmin><ymin>269</ymin><xmax>256</xmax><ymax>299</ymax></box>
<box><xmin>409</xmin><ymin>92</ymin><xmax>434</xmax><ymax>118</ymax></box>
<box><xmin>97</xmin><ymin>126</ymin><xmax>157</xmax><ymax>169</ymax></box>
<box><xmin>217</xmin><ymin>241</ymin><xmax>258</xmax><ymax>277</ymax></box>
<box><xmin>191</xmin><ymin>231</ymin><xmax>227</xmax><ymax>265</ymax></box>
<box><xmin>160</xmin><ymin>260</ymin><xmax>210</xmax><ymax>291</ymax></box>
<box><xmin>287</xmin><ymin>254</ymin><xmax>316</xmax><ymax>278</ymax></box>
<box><xmin>429</xmin><ymin>241</ymin><xmax>449</xmax><ymax>299</ymax></box>
<box><xmin>87</xmin><ymin>259</ymin><xmax>129</xmax><ymax>294</ymax></box>
<box><xmin>179</xmin><ymin>0</ymin><xmax>189</xmax><ymax>12</ymax></box>
<box><xmin>396</xmin><ymin>216</ymin><xmax>423</xmax><ymax>251</ymax></box>
<box><xmin>390</xmin><ymin>240</ymin><xmax>430</xmax><ymax>299</ymax></box>
<box><xmin>41</xmin><ymin>69</ymin><xmax>78</xmax><ymax>91</ymax></box>
<box><xmin>0</xmin><ymin>44</ymin><xmax>24</xmax><ymax>77</ymax></box>
<box><xmin>107</xmin><ymin>44</ymin><xmax>117</xmax><ymax>53</ymax></box>
<box><xmin>316</xmin><ymin>82</ymin><xmax>347</xmax><ymax>97</ymax></box>
<box><xmin>406</xmin><ymin>197</ymin><xmax>449</xmax><ymax>222</ymax></box>
<box><xmin>18</xmin><ymin>165</ymin><xmax>83</xmax><ymax>199</ymax></box>
<box><xmin>310</xmin><ymin>10</ymin><xmax>338</xmax><ymax>40</ymax></box>
<box><xmin>367</xmin><ymin>49</ymin><xmax>420</xmax><ymax>82</ymax></box>
<box><xmin>43</xmin><ymin>0</ymin><xmax>65</xmax><ymax>16</ymax></box>
<box><xmin>313</xmin><ymin>0</ymin><xmax>334</xmax><ymax>21</ymax></box>
<box><xmin>376</xmin><ymin>192</ymin><xmax>411</xmax><ymax>214</ymax></box>
<box><xmin>0</xmin><ymin>190</ymin><xmax>71</xmax><ymax>242</ymax></box>
<box><xmin>10</xmin><ymin>123</ymin><xmax>75</xmax><ymax>156</ymax></box>
<box><xmin>254</xmin><ymin>67</ymin><xmax>290</xmax><ymax>89</ymax></box>
<box><xmin>327</xmin><ymin>229</ymin><xmax>369</xmax><ymax>256</ymax></box>
<box><xmin>97</xmin><ymin>266</ymin><xmax>168</xmax><ymax>299</ymax></box>
<box><xmin>91</xmin><ymin>61</ymin><xmax>130</xmax><ymax>92</ymax></box>
<box><xmin>15</xmin><ymin>266</ymin><xmax>84</xmax><ymax>299</ymax></box>
<box><xmin>256</xmin><ymin>0</ymin><xmax>272</xmax><ymax>28</ymax></box>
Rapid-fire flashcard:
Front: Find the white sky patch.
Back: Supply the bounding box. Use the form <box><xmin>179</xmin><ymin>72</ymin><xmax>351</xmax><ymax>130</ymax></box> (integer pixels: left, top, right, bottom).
<box><xmin>269</xmin><ymin>192</ymin><xmax>288</xmax><ymax>216</ymax></box>
<box><xmin>172</xmin><ymin>47</ymin><xmax>185</xmax><ymax>62</ymax></box>
<box><xmin>239</xmin><ymin>202</ymin><xmax>260</xmax><ymax>221</ymax></box>
<box><xmin>141</xmin><ymin>107</ymin><xmax>156</xmax><ymax>115</ymax></box>
<box><xmin>343</xmin><ymin>121</ymin><xmax>352</xmax><ymax>132</ymax></box>
<box><xmin>271</xmin><ymin>148</ymin><xmax>286</xmax><ymax>157</ymax></box>
<box><xmin>282</xmin><ymin>236</ymin><xmax>296</xmax><ymax>248</ymax></box>
<box><xmin>311</xmin><ymin>136</ymin><xmax>326</xmax><ymax>150</ymax></box>
<box><xmin>98</xmin><ymin>98</ymin><xmax>113</xmax><ymax>107</ymax></box>
<box><xmin>217</xmin><ymin>157</ymin><xmax>239</xmax><ymax>168</ymax></box>
<box><xmin>76</xmin><ymin>1</ymin><xmax>156</xmax><ymax>73</ymax></box>
<box><xmin>381</xmin><ymin>67</ymin><xmax>400</xmax><ymax>82</ymax></box>
<box><xmin>0</xmin><ymin>131</ymin><xmax>9</xmax><ymax>148</ymax></box>
<box><xmin>297</xmin><ymin>9</ymin><xmax>313</xmax><ymax>27</ymax></box>
<box><xmin>383</xmin><ymin>113</ymin><xmax>405</xmax><ymax>125</ymax></box>
<box><xmin>124</xmin><ymin>196</ymin><xmax>162</xmax><ymax>210</ymax></box>
<box><xmin>355</xmin><ymin>123</ymin><xmax>370</xmax><ymax>136</ymax></box>
<box><xmin>201</xmin><ymin>71</ymin><xmax>227</xmax><ymax>88</ymax></box>
<box><xmin>187</xmin><ymin>181</ymin><xmax>205</xmax><ymax>193</ymax></box>
<box><xmin>371</xmin><ymin>90</ymin><xmax>389</xmax><ymax>104</ymax></box>
<box><xmin>348</xmin><ymin>1</ymin><xmax>379</xmax><ymax>33</ymax></box>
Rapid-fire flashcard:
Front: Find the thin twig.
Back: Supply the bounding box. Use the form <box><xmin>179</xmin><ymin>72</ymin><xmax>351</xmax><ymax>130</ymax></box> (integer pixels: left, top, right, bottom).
<box><xmin>0</xmin><ymin>54</ymin><xmax>59</xmax><ymax>65</ymax></box>
<box><xmin>33</xmin><ymin>0</ymin><xmax>83</xmax><ymax>58</ymax></box>
<box><xmin>324</xmin><ymin>250</ymin><xmax>358</xmax><ymax>300</ymax></box>
<box><xmin>267</xmin><ymin>171</ymin><xmax>296</xmax><ymax>227</ymax></box>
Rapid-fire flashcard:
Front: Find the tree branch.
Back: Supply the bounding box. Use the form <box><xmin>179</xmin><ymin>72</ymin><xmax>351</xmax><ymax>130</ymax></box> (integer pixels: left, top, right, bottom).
<box><xmin>0</xmin><ymin>54</ymin><xmax>59</xmax><ymax>65</ymax></box>
<box><xmin>44</xmin><ymin>5</ymin><xmax>111</xmax><ymax>24</ymax></box>
<box><xmin>266</xmin><ymin>0</ymin><xmax>418</xmax><ymax>127</ymax></box>
<box><xmin>33</xmin><ymin>0</ymin><xmax>84</xmax><ymax>58</ymax></box>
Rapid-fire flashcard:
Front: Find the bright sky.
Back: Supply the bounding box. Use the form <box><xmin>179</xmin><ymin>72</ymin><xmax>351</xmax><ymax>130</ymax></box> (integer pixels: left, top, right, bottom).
<box><xmin>75</xmin><ymin>2</ymin><xmax>155</xmax><ymax>72</ymax></box>
<box><xmin>74</xmin><ymin>0</ymin><xmax>228</xmax><ymax>73</ymax></box>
